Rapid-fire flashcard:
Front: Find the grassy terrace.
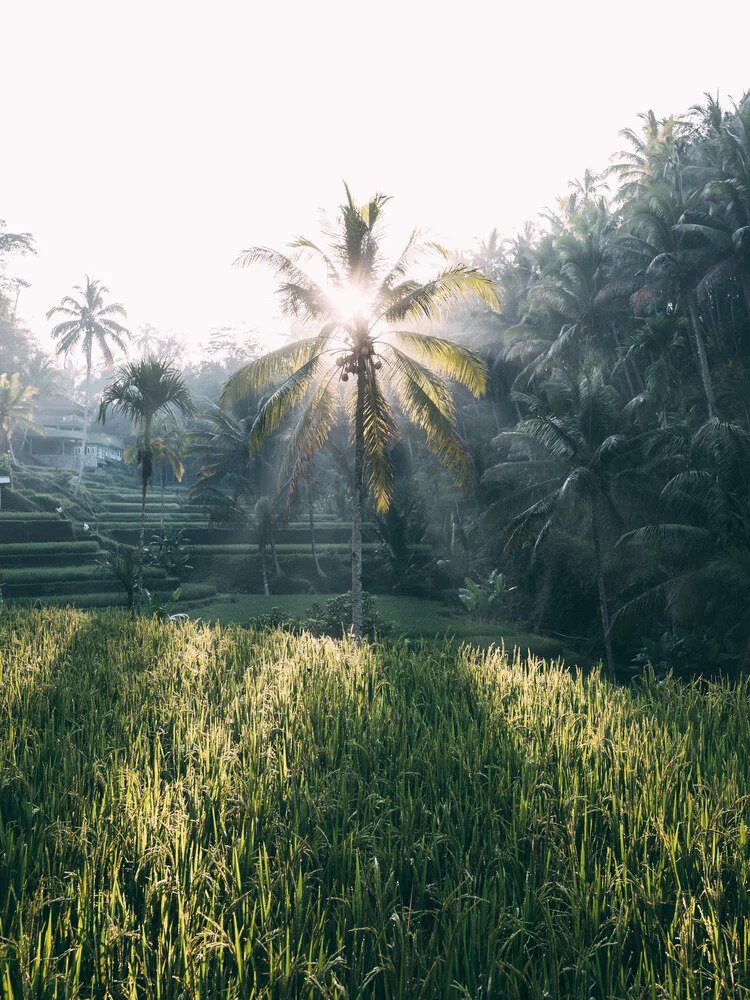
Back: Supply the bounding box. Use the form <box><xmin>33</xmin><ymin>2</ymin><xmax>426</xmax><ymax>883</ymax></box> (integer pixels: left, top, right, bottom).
<box><xmin>197</xmin><ymin>594</ymin><xmax>583</xmax><ymax>662</ymax></box>
<box><xmin>1</xmin><ymin>608</ymin><xmax>748</xmax><ymax>997</ymax></box>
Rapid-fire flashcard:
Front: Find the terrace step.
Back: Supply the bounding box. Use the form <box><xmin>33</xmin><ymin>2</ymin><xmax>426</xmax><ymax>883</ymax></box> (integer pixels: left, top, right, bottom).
<box><xmin>12</xmin><ymin>581</ymin><xmax>217</xmax><ymax>608</ymax></box>
<box><xmin>5</xmin><ymin>576</ymin><xmax>177</xmax><ymax>599</ymax></box>
<box><xmin>0</xmin><ymin>520</ymin><xmax>76</xmax><ymax>543</ymax></box>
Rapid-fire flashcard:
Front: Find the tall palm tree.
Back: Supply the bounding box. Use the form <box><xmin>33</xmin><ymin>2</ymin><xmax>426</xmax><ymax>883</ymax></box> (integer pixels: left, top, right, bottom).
<box><xmin>484</xmin><ymin>364</ymin><xmax>640</xmax><ymax>680</ymax></box>
<box><xmin>614</xmin><ymin>419</ymin><xmax>750</xmax><ymax>673</ymax></box>
<box><xmin>221</xmin><ymin>185</ymin><xmax>495</xmax><ymax>636</ymax></box>
<box><xmin>47</xmin><ymin>277</ymin><xmax>131</xmax><ymax>495</ymax></box>
<box><xmin>98</xmin><ymin>359</ymin><xmax>195</xmax><ymax>603</ymax></box>
<box><xmin>619</xmin><ymin>186</ymin><xmax>718</xmax><ymax>417</ymax></box>
<box><xmin>0</xmin><ymin>373</ymin><xmax>42</xmax><ymax>462</ymax></box>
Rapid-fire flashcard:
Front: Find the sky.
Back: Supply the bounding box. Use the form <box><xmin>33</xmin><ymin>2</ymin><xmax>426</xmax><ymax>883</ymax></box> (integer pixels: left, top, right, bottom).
<box><xmin>2</xmin><ymin>0</ymin><xmax>750</xmax><ymax>357</ymax></box>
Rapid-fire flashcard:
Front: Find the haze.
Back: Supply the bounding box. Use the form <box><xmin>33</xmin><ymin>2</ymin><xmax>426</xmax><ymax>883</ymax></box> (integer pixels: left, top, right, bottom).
<box><xmin>3</xmin><ymin>0</ymin><xmax>749</xmax><ymax>351</ymax></box>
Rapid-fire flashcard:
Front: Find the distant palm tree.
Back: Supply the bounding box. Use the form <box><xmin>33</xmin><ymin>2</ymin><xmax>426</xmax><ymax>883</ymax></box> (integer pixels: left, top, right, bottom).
<box><xmin>99</xmin><ymin>358</ymin><xmax>194</xmax><ymax>603</ymax></box>
<box><xmin>47</xmin><ymin>277</ymin><xmax>130</xmax><ymax>495</ymax></box>
<box><xmin>125</xmin><ymin>416</ymin><xmax>185</xmax><ymax>531</ymax></box>
<box><xmin>133</xmin><ymin>324</ymin><xmax>164</xmax><ymax>359</ymax></box>
<box><xmin>221</xmin><ymin>185</ymin><xmax>495</xmax><ymax>636</ymax></box>
<box><xmin>0</xmin><ymin>372</ymin><xmax>41</xmax><ymax>462</ymax></box>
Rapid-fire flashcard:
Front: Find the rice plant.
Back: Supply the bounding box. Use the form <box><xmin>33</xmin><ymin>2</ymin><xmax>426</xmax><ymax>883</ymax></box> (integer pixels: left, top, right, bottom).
<box><xmin>1</xmin><ymin>608</ymin><xmax>749</xmax><ymax>998</ymax></box>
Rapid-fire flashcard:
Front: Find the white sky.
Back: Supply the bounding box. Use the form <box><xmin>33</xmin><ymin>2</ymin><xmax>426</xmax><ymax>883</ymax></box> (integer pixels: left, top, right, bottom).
<box><xmin>2</xmin><ymin>0</ymin><xmax>749</xmax><ymax>356</ymax></box>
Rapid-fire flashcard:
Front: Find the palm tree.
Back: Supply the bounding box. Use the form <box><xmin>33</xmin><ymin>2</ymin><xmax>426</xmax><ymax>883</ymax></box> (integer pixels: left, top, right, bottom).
<box><xmin>221</xmin><ymin>185</ymin><xmax>495</xmax><ymax>637</ymax></box>
<box><xmin>484</xmin><ymin>364</ymin><xmax>640</xmax><ymax>680</ymax></box>
<box><xmin>47</xmin><ymin>277</ymin><xmax>131</xmax><ymax>495</ymax></box>
<box><xmin>619</xmin><ymin>186</ymin><xmax>719</xmax><ymax>417</ymax></box>
<box><xmin>98</xmin><ymin>359</ymin><xmax>195</xmax><ymax>603</ymax></box>
<box><xmin>133</xmin><ymin>325</ymin><xmax>164</xmax><ymax>359</ymax></box>
<box><xmin>125</xmin><ymin>419</ymin><xmax>186</xmax><ymax>531</ymax></box>
<box><xmin>0</xmin><ymin>373</ymin><xmax>42</xmax><ymax>462</ymax></box>
<box><xmin>614</xmin><ymin>419</ymin><xmax>750</xmax><ymax>673</ymax></box>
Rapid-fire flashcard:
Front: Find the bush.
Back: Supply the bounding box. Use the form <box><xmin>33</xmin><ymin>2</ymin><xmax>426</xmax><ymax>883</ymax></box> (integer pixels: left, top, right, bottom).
<box><xmin>301</xmin><ymin>592</ymin><xmax>392</xmax><ymax>640</ymax></box>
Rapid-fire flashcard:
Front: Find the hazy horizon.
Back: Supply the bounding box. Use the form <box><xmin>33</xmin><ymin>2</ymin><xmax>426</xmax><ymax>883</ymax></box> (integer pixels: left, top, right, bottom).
<box><xmin>3</xmin><ymin>0</ymin><xmax>750</xmax><ymax>358</ymax></box>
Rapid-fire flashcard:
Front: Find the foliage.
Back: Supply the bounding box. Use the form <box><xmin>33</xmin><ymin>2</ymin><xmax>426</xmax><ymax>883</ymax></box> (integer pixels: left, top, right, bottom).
<box><xmin>458</xmin><ymin>568</ymin><xmax>515</xmax><ymax>621</ymax></box>
<box><xmin>300</xmin><ymin>590</ymin><xmax>392</xmax><ymax>640</ymax></box>
<box><xmin>0</xmin><ymin>372</ymin><xmax>41</xmax><ymax>458</ymax></box>
<box><xmin>148</xmin><ymin>527</ymin><xmax>192</xmax><ymax>580</ymax></box>
<box><xmin>98</xmin><ymin>544</ymin><xmax>140</xmax><ymax>610</ymax></box>
<box><xmin>142</xmin><ymin>586</ymin><xmax>185</xmax><ymax>620</ymax></box>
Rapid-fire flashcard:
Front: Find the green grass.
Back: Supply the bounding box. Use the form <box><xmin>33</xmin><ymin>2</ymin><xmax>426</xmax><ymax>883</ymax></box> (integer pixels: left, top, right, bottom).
<box><xmin>0</xmin><ymin>511</ymin><xmax>61</xmax><ymax>520</ymax></box>
<box><xmin>1</xmin><ymin>608</ymin><xmax>749</xmax><ymax>997</ymax></box>
<box><xmin>12</xmin><ymin>582</ymin><xmax>216</xmax><ymax>608</ymax></box>
<box><xmin>0</xmin><ymin>564</ymin><xmax>168</xmax><ymax>583</ymax></box>
<box><xmin>199</xmin><ymin>593</ymin><xmax>582</xmax><ymax>661</ymax></box>
<box><xmin>0</xmin><ymin>541</ymin><xmax>99</xmax><ymax>555</ymax></box>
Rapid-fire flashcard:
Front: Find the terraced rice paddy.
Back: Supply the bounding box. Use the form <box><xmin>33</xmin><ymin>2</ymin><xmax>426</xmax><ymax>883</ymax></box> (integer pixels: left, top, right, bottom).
<box><xmin>1</xmin><ymin>609</ymin><xmax>749</xmax><ymax>997</ymax></box>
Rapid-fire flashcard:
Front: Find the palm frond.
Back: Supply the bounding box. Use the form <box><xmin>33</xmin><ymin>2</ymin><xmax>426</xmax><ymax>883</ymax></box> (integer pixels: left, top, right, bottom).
<box><xmin>383</xmin><ymin>265</ymin><xmax>499</xmax><ymax>324</ymax></box>
<box><xmin>390</xmin><ymin>331</ymin><xmax>487</xmax><ymax>396</ymax></box>
<box><xmin>248</xmin><ymin>355</ymin><xmax>324</xmax><ymax>454</ymax></box>
<box><xmin>220</xmin><ymin>338</ymin><xmax>323</xmax><ymax>407</ymax></box>
<box><xmin>279</xmin><ymin>381</ymin><xmax>340</xmax><ymax>498</ymax></box>
<box><xmin>361</xmin><ymin>370</ymin><xmax>397</xmax><ymax>513</ymax></box>
<box><xmin>386</xmin><ymin>353</ymin><xmax>474</xmax><ymax>489</ymax></box>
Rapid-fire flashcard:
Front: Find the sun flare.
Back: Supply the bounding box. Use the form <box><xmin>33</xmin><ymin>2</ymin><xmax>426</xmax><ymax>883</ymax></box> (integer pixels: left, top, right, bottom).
<box><xmin>326</xmin><ymin>284</ymin><xmax>374</xmax><ymax>324</ymax></box>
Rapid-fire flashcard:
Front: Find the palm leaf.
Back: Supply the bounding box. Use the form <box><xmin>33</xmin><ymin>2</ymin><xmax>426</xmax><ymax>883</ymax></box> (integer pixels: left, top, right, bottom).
<box><xmin>247</xmin><ymin>355</ymin><xmax>324</xmax><ymax>454</ymax></box>
<box><xmin>360</xmin><ymin>370</ymin><xmax>397</xmax><ymax>513</ymax></box>
<box><xmin>220</xmin><ymin>338</ymin><xmax>322</xmax><ymax>406</ymax></box>
<box><xmin>383</xmin><ymin>265</ymin><xmax>499</xmax><ymax>324</ymax></box>
<box><xmin>390</xmin><ymin>331</ymin><xmax>487</xmax><ymax>396</ymax></box>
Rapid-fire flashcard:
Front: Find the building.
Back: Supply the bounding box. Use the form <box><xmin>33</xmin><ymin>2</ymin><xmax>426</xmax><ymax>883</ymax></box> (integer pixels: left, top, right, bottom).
<box><xmin>20</xmin><ymin>394</ymin><xmax>124</xmax><ymax>470</ymax></box>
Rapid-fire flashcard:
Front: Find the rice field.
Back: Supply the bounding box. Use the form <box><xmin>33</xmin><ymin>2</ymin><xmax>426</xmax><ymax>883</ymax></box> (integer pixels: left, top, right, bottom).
<box><xmin>1</xmin><ymin>608</ymin><xmax>749</xmax><ymax>998</ymax></box>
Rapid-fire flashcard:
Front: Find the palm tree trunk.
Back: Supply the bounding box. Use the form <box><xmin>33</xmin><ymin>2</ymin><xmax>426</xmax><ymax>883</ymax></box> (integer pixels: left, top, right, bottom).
<box><xmin>160</xmin><ymin>464</ymin><xmax>166</xmax><ymax>532</ymax></box>
<box><xmin>591</xmin><ymin>495</ymin><xmax>616</xmax><ymax>683</ymax></box>
<box><xmin>139</xmin><ymin>472</ymin><xmax>147</xmax><ymax>609</ymax></box>
<box><xmin>73</xmin><ymin>357</ymin><xmax>91</xmax><ymax>498</ymax></box>
<box><xmin>271</xmin><ymin>530</ymin><xmax>282</xmax><ymax>576</ymax></box>
<box><xmin>732</xmin><ymin>274</ymin><xmax>750</xmax><ymax>325</ymax></box>
<box><xmin>308</xmin><ymin>484</ymin><xmax>326</xmax><ymax>578</ymax></box>
<box><xmin>686</xmin><ymin>292</ymin><xmax>717</xmax><ymax>419</ymax></box>
<box><xmin>260</xmin><ymin>545</ymin><xmax>270</xmax><ymax>596</ymax></box>
<box><xmin>351</xmin><ymin>366</ymin><xmax>366</xmax><ymax>639</ymax></box>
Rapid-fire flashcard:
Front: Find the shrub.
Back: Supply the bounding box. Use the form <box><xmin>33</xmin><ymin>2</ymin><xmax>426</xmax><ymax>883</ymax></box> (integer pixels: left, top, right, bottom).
<box><xmin>301</xmin><ymin>591</ymin><xmax>392</xmax><ymax>640</ymax></box>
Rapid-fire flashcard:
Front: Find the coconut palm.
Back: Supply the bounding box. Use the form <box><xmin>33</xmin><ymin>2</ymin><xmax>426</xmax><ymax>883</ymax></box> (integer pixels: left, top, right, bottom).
<box><xmin>619</xmin><ymin>186</ymin><xmax>719</xmax><ymax>417</ymax></box>
<box><xmin>98</xmin><ymin>358</ymin><xmax>194</xmax><ymax>604</ymax></box>
<box><xmin>614</xmin><ymin>419</ymin><xmax>750</xmax><ymax>673</ymax></box>
<box><xmin>0</xmin><ymin>372</ymin><xmax>42</xmax><ymax>462</ymax></box>
<box><xmin>133</xmin><ymin>324</ymin><xmax>164</xmax><ymax>359</ymax></box>
<box><xmin>221</xmin><ymin>185</ymin><xmax>495</xmax><ymax>636</ymax></box>
<box><xmin>47</xmin><ymin>277</ymin><xmax>131</xmax><ymax>495</ymax></box>
<box><xmin>484</xmin><ymin>364</ymin><xmax>641</xmax><ymax>680</ymax></box>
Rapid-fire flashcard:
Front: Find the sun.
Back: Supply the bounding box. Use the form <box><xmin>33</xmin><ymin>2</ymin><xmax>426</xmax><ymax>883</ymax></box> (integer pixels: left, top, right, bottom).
<box><xmin>327</xmin><ymin>284</ymin><xmax>374</xmax><ymax>325</ymax></box>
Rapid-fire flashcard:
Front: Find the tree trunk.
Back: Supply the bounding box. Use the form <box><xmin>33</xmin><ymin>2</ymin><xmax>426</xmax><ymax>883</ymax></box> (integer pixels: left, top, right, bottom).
<box><xmin>308</xmin><ymin>484</ymin><xmax>326</xmax><ymax>578</ymax></box>
<box><xmin>742</xmin><ymin>272</ymin><xmax>750</xmax><ymax>329</ymax></box>
<box><xmin>139</xmin><ymin>472</ymin><xmax>147</xmax><ymax>609</ymax></box>
<box><xmin>160</xmin><ymin>465</ymin><xmax>166</xmax><ymax>532</ymax></box>
<box><xmin>271</xmin><ymin>530</ymin><xmax>282</xmax><ymax>576</ymax></box>
<box><xmin>591</xmin><ymin>494</ymin><xmax>616</xmax><ymax>682</ymax></box>
<box><xmin>686</xmin><ymin>292</ymin><xmax>717</xmax><ymax>420</ymax></box>
<box><xmin>260</xmin><ymin>546</ymin><xmax>270</xmax><ymax>596</ymax></box>
<box><xmin>73</xmin><ymin>357</ymin><xmax>91</xmax><ymax>498</ymax></box>
<box><xmin>351</xmin><ymin>365</ymin><xmax>366</xmax><ymax>639</ymax></box>
<box><xmin>611</xmin><ymin>323</ymin><xmax>638</xmax><ymax>398</ymax></box>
